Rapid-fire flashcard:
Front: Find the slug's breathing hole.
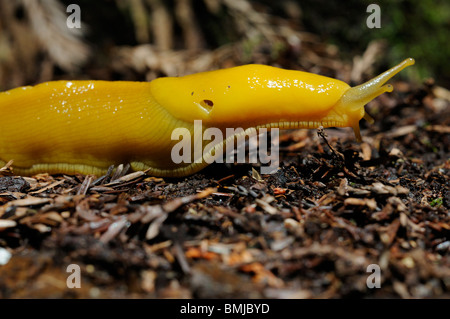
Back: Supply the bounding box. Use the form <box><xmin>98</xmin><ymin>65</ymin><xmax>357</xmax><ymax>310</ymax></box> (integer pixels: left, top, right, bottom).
<box><xmin>199</xmin><ymin>99</ymin><xmax>214</xmax><ymax>113</ymax></box>
<box><xmin>202</xmin><ymin>99</ymin><xmax>214</xmax><ymax>107</ymax></box>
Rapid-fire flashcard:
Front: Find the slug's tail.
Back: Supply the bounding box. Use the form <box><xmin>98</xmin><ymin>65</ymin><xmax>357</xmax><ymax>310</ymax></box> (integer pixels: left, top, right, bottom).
<box><xmin>338</xmin><ymin>58</ymin><xmax>415</xmax><ymax>142</ymax></box>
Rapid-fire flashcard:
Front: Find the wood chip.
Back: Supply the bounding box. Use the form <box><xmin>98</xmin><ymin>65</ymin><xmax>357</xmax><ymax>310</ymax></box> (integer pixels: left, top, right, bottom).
<box><xmin>337</xmin><ymin>178</ymin><xmax>348</xmax><ymax>196</ymax></box>
<box><xmin>29</xmin><ymin>180</ymin><xmax>65</xmax><ymax>194</ymax></box>
<box><xmin>255</xmin><ymin>197</ymin><xmax>278</xmax><ymax>215</ymax></box>
<box><xmin>239</xmin><ymin>262</ymin><xmax>284</xmax><ymax>288</ymax></box>
<box><xmin>379</xmin><ymin>219</ymin><xmax>400</xmax><ymax>245</ymax></box>
<box><xmin>77</xmin><ymin>175</ymin><xmax>94</xmax><ymax>195</ymax></box>
<box><xmin>99</xmin><ymin>216</ymin><xmax>128</xmax><ymax>243</ymax></box>
<box><xmin>0</xmin><ymin>160</ymin><xmax>14</xmax><ymax>176</ymax></box>
<box><xmin>344</xmin><ymin>197</ymin><xmax>377</xmax><ymax>210</ymax></box>
<box><xmin>432</xmin><ymin>86</ymin><xmax>450</xmax><ymax>101</ymax></box>
<box><xmin>146</xmin><ymin>214</ymin><xmax>168</xmax><ymax>240</ymax></box>
<box><xmin>104</xmin><ymin>171</ymin><xmax>146</xmax><ymax>186</ymax></box>
<box><xmin>0</xmin><ymin>247</ymin><xmax>12</xmax><ymax>265</ymax></box>
<box><xmin>385</xmin><ymin>125</ymin><xmax>417</xmax><ymax>138</ymax></box>
<box><xmin>5</xmin><ymin>196</ymin><xmax>52</xmax><ymax>207</ymax></box>
<box><xmin>0</xmin><ymin>219</ymin><xmax>17</xmax><ymax>231</ymax></box>
<box><xmin>32</xmin><ymin>223</ymin><xmax>52</xmax><ymax>233</ymax></box>
<box><xmin>425</xmin><ymin>125</ymin><xmax>450</xmax><ymax>134</ymax></box>
<box><xmin>360</xmin><ymin>142</ymin><xmax>372</xmax><ymax>161</ymax></box>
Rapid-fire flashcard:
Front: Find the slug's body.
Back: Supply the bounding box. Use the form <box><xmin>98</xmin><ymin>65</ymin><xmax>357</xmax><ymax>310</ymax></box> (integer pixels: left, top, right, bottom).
<box><xmin>0</xmin><ymin>58</ymin><xmax>414</xmax><ymax>176</ymax></box>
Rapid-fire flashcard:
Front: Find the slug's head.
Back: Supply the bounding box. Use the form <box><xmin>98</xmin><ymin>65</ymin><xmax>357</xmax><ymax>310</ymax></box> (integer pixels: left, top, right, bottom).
<box><xmin>335</xmin><ymin>58</ymin><xmax>415</xmax><ymax>142</ymax></box>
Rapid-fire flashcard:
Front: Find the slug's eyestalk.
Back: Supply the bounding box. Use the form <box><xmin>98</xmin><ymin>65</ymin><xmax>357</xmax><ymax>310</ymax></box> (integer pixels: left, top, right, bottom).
<box><xmin>335</xmin><ymin>58</ymin><xmax>415</xmax><ymax>142</ymax></box>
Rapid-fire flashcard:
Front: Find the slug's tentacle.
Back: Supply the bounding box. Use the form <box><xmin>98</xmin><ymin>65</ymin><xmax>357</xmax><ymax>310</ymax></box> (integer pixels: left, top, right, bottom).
<box><xmin>363</xmin><ymin>112</ymin><xmax>375</xmax><ymax>124</ymax></box>
<box><xmin>333</xmin><ymin>58</ymin><xmax>415</xmax><ymax>142</ymax></box>
<box><xmin>350</xmin><ymin>58</ymin><xmax>415</xmax><ymax>98</ymax></box>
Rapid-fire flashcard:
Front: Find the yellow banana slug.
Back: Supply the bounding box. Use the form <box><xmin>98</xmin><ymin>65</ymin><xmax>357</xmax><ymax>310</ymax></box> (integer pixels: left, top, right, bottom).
<box><xmin>0</xmin><ymin>58</ymin><xmax>414</xmax><ymax>177</ymax></box>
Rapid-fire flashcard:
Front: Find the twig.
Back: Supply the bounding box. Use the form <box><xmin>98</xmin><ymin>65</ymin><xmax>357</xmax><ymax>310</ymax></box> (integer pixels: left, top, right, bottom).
<box><xmin>317</xmin><ymin>126</ymin><xmax>344</xmax><ymax>161</ymax></box>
